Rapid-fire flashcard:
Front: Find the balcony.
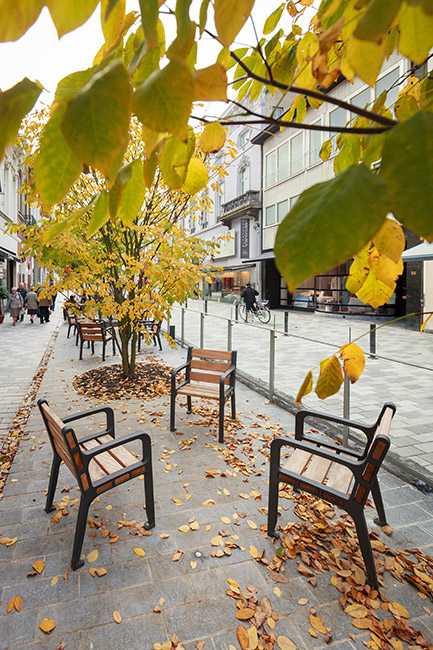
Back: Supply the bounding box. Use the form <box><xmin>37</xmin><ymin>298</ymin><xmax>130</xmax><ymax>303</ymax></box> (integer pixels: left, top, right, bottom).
<box><xmin>220</xmin><ymin>190</ymin><xmax>261</xmax><ymax>222</ymax></box>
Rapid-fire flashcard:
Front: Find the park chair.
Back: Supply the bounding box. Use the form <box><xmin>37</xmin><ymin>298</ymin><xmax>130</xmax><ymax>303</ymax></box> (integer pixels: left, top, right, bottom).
<box><xmin>38</xmin><ymin>399</ymin><xmax>155</xmax><ymax>570</ymax></box>
<box><xmin>66</xmin><ymin>311</ymin><xmax>78</xmax><ymax>339</ymax></box>
<box><xmin>170</xmin><ymin>347</ymin><xmax>237</xmax><ymax>443</ymax></box>
<box><xmin>77</xmin><ymin>321</ymin><xmax>116</xmax><ymax>361</ymax></box>
<box><xmin>138</xmin><ymin>320</ymin><xmax>162</xmax><ymax>352</ymax></box>
<box><xmin>267</xmin><ymin>403</ymin><xmax>396</xmax><ymax>589</ymax></box>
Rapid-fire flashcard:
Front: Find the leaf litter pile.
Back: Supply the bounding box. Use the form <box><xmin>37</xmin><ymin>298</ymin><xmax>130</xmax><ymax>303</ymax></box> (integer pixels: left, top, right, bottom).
<box><xmin>72</xmin><ymin>356</ymin><xmax>171</xmax><ymax>401</ymax></box>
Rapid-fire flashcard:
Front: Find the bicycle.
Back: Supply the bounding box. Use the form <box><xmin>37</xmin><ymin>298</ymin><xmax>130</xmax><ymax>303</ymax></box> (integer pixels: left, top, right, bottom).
<box><xmin>238</xmin><ymin>298</ymin><xmax>271</xmax><ymax>325</ymax></box>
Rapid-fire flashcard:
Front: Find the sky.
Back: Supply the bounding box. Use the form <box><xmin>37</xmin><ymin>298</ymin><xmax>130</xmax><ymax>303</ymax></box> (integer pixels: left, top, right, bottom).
<box><xmin>0</xmin><ymin>1</ymin><xmax>298</xmax><ymax>111</ymax></box>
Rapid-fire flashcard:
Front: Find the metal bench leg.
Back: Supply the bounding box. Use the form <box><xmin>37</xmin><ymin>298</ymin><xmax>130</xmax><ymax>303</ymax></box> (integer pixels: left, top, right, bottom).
<box><xmin>45</xmin><ymin>455</ymin><xmax>61</xmax><ymax>513</ymax></box>
<box><xmin>79</xmin><ymin>339</ymin><xmax>84</xmax><ymax>360</ymax></box>
<box><xmin>371</xmin><ymin>478</ymin><xmax>387</xmax><ymax>527</ymax></box>
<box><xmin>231</xmin><ymin>392</ymin><xmax>236</xmax><ymax>419</ymax></box>
<box><xmin>218</xmin><ymin>400</ymin><xmax>225</xmax><ymax>443</ymax></box>
<box><xmin>186</xmin><ymin>396</ymin><xmax>192</xmax><ymax>414</ymax></box>
<box><xmin>71</xmin><ymin>495</ymin><xmax>91</xmax><ymax>570</ymax></box>
<box><xmin>143</xmin><ymin>466</ymin><xmax>155</xmax><ymax>530</ymax></box>
<box><xmin>102</xmin><ymin>341</ymin><xmax>106</xmax><ymax>362</ymax></box>
<box><xmin>91</xmin><ymin>341</ymin><xmax>95</xmax><ymax>355</ymax></box>
<box><xmin>353</xmin><ymin>511</ymin><xmax>378</xmax><ymax>589</ymax></box>
<box><xmin>170</xmin><ymin>391</ymin><xmax>176</xmax><ymax>432</ymax></box>
<box><xmin>157</xmin><ymin>334</ymin><xmax>162</xmax><ymax>351</ymax></box>
<box><xmin>67</xmin><ymin>324</ymin><xmax>71</xmax><ymax>338</ymax></box>
<box><xmin>267</xmin><ymin>474</ymin><xmax>280</xmax><ymax>537</ymax></box>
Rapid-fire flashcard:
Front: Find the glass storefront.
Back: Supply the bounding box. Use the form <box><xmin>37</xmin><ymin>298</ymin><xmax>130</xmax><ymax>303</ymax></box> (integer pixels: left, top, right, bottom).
<box><xmin>204</xmin><ymin>266</ymin><xmax>256</xmax><ymax>301</ymax></box>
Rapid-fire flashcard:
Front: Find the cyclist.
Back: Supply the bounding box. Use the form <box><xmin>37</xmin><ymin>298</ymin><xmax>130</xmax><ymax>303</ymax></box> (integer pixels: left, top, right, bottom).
<box><xmin>241</xmin><ymin>283</ymin><xmax>259</xmax><ymax>315</ymax></box>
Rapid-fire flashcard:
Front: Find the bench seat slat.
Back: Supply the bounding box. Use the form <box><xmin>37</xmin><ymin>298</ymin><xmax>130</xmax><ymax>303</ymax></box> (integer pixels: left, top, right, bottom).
<box><xmin>177</xmin><ymin>383</ymin><xmax>220</xmax><ymax>400</ymax></box>
<box><xmin>282</xmin><ymin>449</ymin><xmax>312</xmax><ymax>475</ymax></box>
<box><xmin>325</xmin><ymin>462</ymin><xmax>354</xmax><ymax>494</ymax></box>
<box><xmin>80</xmin><ymin>436</ymin><xmax>140</xmax><ymax>482</ymax></box>
<box><xmin>302</xmin><ymin>454</ymin><xmax>332</xmax><ymax>484</ymax></box>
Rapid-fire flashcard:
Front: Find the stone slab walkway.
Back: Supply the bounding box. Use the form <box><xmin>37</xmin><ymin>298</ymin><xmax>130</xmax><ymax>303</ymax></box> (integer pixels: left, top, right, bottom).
<box><xmin>171</xmin><ymin>300</ymin><xmax>433</xmax><ymax>483</ymax></box>
<box><xmin>1</xmin><ymin>322</ymin><xmax>433</xmax><ymax>649</ymax></box>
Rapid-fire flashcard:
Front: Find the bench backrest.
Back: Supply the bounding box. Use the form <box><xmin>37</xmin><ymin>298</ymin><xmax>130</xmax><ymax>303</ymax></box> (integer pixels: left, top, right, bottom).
<box><xmin>78</xmin><ymin>321</ymin><xmax>104</xmax><ymax>340</ymax></box>
<box><xmin>352</xmin><ymin>403</ymin><xmax>395</xmax><ymax>504</ymax></box>
<box><xmin>38</xmin><ymin>400</ymin><xmax>91</xmax><ymax>492</ymax></box>
<box><xmin>188</xmin><ymin>347</ymin><xmax>237</xmax><ymax>385</ymax></box>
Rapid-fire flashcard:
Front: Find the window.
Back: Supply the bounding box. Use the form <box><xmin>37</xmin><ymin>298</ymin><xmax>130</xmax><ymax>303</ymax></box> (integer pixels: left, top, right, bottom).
<box><xmin>272</xmin><ymin>105</ymin><xmax>285</xmax><ymax>118</ymax></box>
<box><xmin>290</xmin><ymin>195</ymin><xmax>299</xmax><ymax>208</ymax></box>
<box><xmin>277</xmin><ymin>200</ymin><xmax>288</xmax><ymax>223</ymax></box>
<box><xmin>265</xmin><ymin>204</ymin><xmax>277</xmax><ymax>226</ymax></box>
<box><xmin>351</xmin><ymin>87</ymin><xmax>371</xmax><ymax>112</ymax></box>
<box><xmin>239</xmin><ymin>164</ymin><xmax>250</xmax><ymax>195</ymax></box>
<box><xmin>238</xmin><ymin>129</ymin><xmax>250</xmax><ymax>149</ymax></box>
<box><xmin>265</xmin><ymin>150</ymin><xmax>277</xmax><ymax>187</ymax></box>
<box><xmin>309</xmin><ymin>121</ymin><xmax>323</xmax><ymax>166</ymax></box>
<box><xmin>278</xmin><ymin>142</ymin><xmax>289</xmax><ymax>182</ymax></box>
<box><xmin>215</xmin><ymin>190</ymin><xmax>222</xmax><ymax>217</ymax></box>
<box><xmin>290</xmin><ymin>133</ymin><xmax>303</xmax><ymax>176</ymax></box>
<box><xmin>329</xmin><ymin>107</ymin><xmax>347</xmax><ymax>153</ymax></box>
<box><xmin>375</xmin><ymin>67</ymin><xmax>400</xmax><ymax>111</ymax></box>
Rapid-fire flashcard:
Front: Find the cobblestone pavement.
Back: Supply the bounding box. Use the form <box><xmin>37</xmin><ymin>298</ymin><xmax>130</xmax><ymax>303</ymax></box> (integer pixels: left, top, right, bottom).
<box><xmin>170</xmin><ymin>300</ymin><xmax>433</xmax><ymax>482</ymax></box>
<box><xmin>0</xmin><ymin>307</ymin><xmax>62</xmax><ymax>447</ymax></box>
<box><xmin>1</xmin><ymin>322</ymin><xmax>433</xmax><ymax>648</ymax></box>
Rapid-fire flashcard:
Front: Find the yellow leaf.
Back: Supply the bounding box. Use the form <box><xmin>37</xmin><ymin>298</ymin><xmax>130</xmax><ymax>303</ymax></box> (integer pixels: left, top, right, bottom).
<box><xmin>211</xmin><ymin>535</ymin><xmax>223</xmax><ymax>546</ymax></box>
<box><xmin>6</xmin><ymin>595</ymin><xmax>23</xmax><ymax>613</ymax></box>
<box><xmin>221</xmin><ymin>516</ymin><xmax>231</xmax><ymax>524</ymax></box>
<box><xmin>194</xmin><ymin>64</ymin><xmax>227</xmax><ymax>101</ymax></box>
<box><xmin>248</xmin><ymin>625</ymin><xmax>259</xmax><ymax>648</ymax></box>
<box><xmin>247</xmin><ymin>520</ymin><xmax>257</xmax><ymax>530</ymax></box>
<box><xmin>160</xmin><ymin>533</ymin><xmax>170</xmax><ymax>539</ymax></box>
<box><xmin>346</xmin><ymin>35</ymin><xmax>387</xmax><ymax>86</ymax></box>
<box><xmin>133</xmin><ymin>547</ymin><xmax>146</xmax><ymax>557</ymax></box>
<box><xmin>277</xmin><ymin>636</ymin><xmax>298</xmax><ymax>650</ymax></box>
<box><xmin>295</xmin><ymin>370</ymin><xmax>313</xmax><ymax>404</ymax></box>
<box><xmin>273</xmin><ymin>587</ymin><xmax>282</xmax><ymax>597</ymax></box>
<box><xmin>235</xmin><ymin>607</ymin><xmax>255</xmax><ymax>620</ymax></box>
<box><xmin>178</xmin><ymin>525</ymin><xmax>190</xmax><ymax>533</ymax></box>
<box><xmin>345</xmin><ymin>603</ymin><xmax>368</xmax><ymax>618</ymax></box>
<box><xmin>50</xmin><ymin>576</ymin><xmax>59</xmax><ymax>587</ymax></box>
<box><xmin>199</xmin><ymin>122</ymin><xmax>226</xmax><ymax>154</ymax></box>
<box><xmin>113</xmin><ymin>610</ymin><xmax>122</xmax><ymax>624</ymax></box>
<box><xmin>346</xmin><ymin>246</ymin><xmax>370</xmax><ymax>294</ymax></box>
<box><xmin>86</xmin><ymin>549</ymin><xmax>99</xmax><ymax>563</ymax></box>
<box><xmin>388</xmin><ymin>601</ymin><xmax>409</xmax><ymax>619</ymax></box>
<box><xmin>369</xmin><ymin>252</ymin><xmax>403</xmax><ymax>288</ymax></box>
<box><xmin>32</xmin><ymin>559</ymin><xmax>45</xmax><ymax>575</ymax></box>
<box><xmin>46</xmin><ymin>0</ymin><xmax>99</xmax><ymax>38</ymax></box>
<box><xmin>0</xmin><ymin>536</ymin><xmax>17</xmax><ymax>546</ymax></box>
<box><xmin>215</xmin><ymin>0</ymin><xmax>255</xmax><ymax>47</ymax></box>
<box><xmin>189</xmin><ymin>520</ymin><xmax>199</xmax><ymax>531</ymax></box>
<box><xmin>39</xmin><ymin>617</ymin><xmax>56</xmax><ymax>634</ymax></box>
<box><xmin>0</xmin><ymin>0</ymin><xmax>44</xmax><ymax>41</ymax></box>
<box><xmin>315</xmin><ymin>355</ymin><xmax>343</xmax><ymax>400</ymax></box>
<box><xmin>309</xmin><ymin>612</ymin><xmax>328</xmax><ymax>634</ymax></box>
<box><xmin>182</xmin><ymin>157</ymin><xmax>209</xmax><ymax>195</ymax></box>
<box><xmin>373</xmin><ymin>219</ymin><xmax>405</xmax><ymax>263</ymax></box>
<box><xmin>356</xmin><ymin>271</ymin><xmax>395</xmax><ymax>309</ymax></box>
<box><xmin>398</xmin><ymin>3</ymin><xmax>433</xmax><ymax>65</ymax></box>
<box><xmin>339</xmin><ymin>342</ymin><xmax>365</xmax><ymax>384</ymax></box>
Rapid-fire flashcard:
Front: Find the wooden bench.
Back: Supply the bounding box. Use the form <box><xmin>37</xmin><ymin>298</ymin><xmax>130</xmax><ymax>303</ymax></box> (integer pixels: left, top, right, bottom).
<box><xmin>66</xmin><ymin>311</ymin><xmax>78</xmax><ymax>339</ymax></box>
<box><xmin>138</xmin><ymin>320</ymin><xmax>162</xmax><ymax>352</ymax></box>
<box><xmin>267</xmin><ymin>403</ymin><xmax>396</xmax><ymax>589</ymax></box>
<box><xmin>76</xmin><ymin>320</ymin><xmax>116</xmax><ymax>361</ymax></box>
<box><xmin>38</xmin><ymin>399</ymin><xmax>155</xmax><ymax>570</ymax></box>
<box><xmin>170</xmin><ymin>347</ymin><xmax>237</xmax><ymax>443</ymax></box>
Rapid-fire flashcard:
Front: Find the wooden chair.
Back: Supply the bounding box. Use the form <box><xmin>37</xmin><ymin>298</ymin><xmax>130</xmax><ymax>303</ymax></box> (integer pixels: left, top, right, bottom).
<box><xmin>66</xmin><ymin>311</ymin><xmax>78</xmax><ymax>339</ymax></box>
<box><xmin>138</xmin><ymin>320</ymin><xmax>162</xmax><ymax>352</ymax></box>
<box><xmin>38</xmin><ymin>399</ymin><xmax>155</xmax><ymax>570</ymax></box>
<box><xmin>170</xmin><ymin>347</ymin><xmax>237</xmax><ymax>443</ymax></box>
<box><xmin>267</xmin><ymin>403</ymin><xmax>396</xmax><ymax>589</ymax></box>
<box><xmin>77</xmin><ymin>321</ymin><xmax>116</xmax><ymax>361</ymax></box>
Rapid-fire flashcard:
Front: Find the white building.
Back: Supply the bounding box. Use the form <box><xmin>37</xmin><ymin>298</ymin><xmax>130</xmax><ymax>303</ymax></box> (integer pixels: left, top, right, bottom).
<box><xmin>0</xmin><ymin>149</ymin><xmax>44</xmax><ymax>293</ymax></box>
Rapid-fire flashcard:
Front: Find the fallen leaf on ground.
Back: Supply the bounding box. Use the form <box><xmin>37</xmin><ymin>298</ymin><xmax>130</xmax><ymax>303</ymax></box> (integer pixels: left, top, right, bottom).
<box><xmin>6</xmin><ymin>595</ymin><xmax>23</xmax><ymax>613</ymax></box>
<box><xmin>39</xmin><ymin>617</ymin><xmax>56</xmax><ymax>634</ymax></box>
<box><xmin>113</xmin><ymin>610</ymin><xmax>122</xmax><ymax>624</ymax></box>
<box><xmin>86</xmin><ymin>549</ymin><xmax>99</xmax><ymax>563</ymax></box>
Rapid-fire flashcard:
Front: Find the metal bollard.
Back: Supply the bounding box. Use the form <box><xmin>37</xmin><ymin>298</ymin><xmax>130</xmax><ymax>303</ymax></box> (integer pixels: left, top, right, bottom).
<box><xmin>184</xmin><ymin>298</ymin><xmax>188</xmax><ymax>309</ymax></box>
<box><xmin>227</xmin><ymin>319</ymin><xmax>232</xmax><ymax>351</ymax></box>
<box><xmin>284</xmin><ymin>311</ymin><xmax>289</xmax><ymax>336</ymax></box>
<box><xmin>200</xmin><ymin>312</ymin><xmax>204</xmax><ymax>348</ymax></box>
<box><xmin>369</xmin><ymin>323</ymin><xmax>377</xmax><ymax>358</ymax></box>
<box><xmin>269</xmin><ymin>329</ymin><xmax>276</xmax><ymax>400</ymax></box>
<box><xmin>169</xmin><ymin>325</ymin><xmax>176</xmax><ymax>340</ymax></box>
<box><xmin>204</xmin><ymin>299</ymin><xmax>208</xmax><ymax>314</ymax></box>
<box><xmin>234</xmin><ymin>303</ymin><xmax>239</xmax><ymax>322</ymax></box>
<box><xmin>343</xmin><ymin>375</ymin><xmax>350</xmax><ymax>446</ymax></box>
<box><xmin>181</xmin><ymin>308</ymin><xmax>185</xmax><ymax>347</ymax></box>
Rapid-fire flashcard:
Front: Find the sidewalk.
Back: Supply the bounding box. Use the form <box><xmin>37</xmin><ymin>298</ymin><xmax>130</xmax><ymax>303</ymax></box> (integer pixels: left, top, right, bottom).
<box><xmin>0</xmin><ymin>321</ymin><xmax>433</xmax><ymax>648</ymax></box>
<box><xmin>0</xmin><ymin>307</ymin><xmax>62</xmax><ymax>448</ymax></box>
<box><xmin>171</xmin><ymin>300</ymin><xmax>433</xmax><ymax>484</ymax></box>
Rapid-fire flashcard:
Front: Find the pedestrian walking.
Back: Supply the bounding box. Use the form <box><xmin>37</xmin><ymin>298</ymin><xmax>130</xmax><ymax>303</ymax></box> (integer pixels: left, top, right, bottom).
<box><xmin>6</xmin><ymin>287</ymin><xmax>24</xmax><ymax>326</ymax></box>
<box><xmin>18</xmin><ymin>282</ymin><xmax>27</xmax><ymax>322</ymax></box>
<box><xmin>37</xmin><ymin>290</ymin><xmax>52</xmax><ymax>324</ymax></box>
<box><xmin>26</xmin><ymin>288</ymin><xmax>39</xmax><ymax>324</ymax></box>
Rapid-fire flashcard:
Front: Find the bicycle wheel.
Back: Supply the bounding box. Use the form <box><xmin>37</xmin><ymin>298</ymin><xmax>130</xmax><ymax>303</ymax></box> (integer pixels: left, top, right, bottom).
<box><xmin>238</xmin><ymin>304</ymin><xmax>247</xmax><ymax>322</ymax></box>
<box><xmin>257</xmin><ymin>307</ymin><xmax>271</xmax><ymax>324</ymax></box>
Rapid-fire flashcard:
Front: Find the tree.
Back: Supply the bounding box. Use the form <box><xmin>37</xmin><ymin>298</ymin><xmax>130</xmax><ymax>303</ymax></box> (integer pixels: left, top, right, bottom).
<box><xmin>1</xmin><ymin>0</ymin><xmax>433</xmax><ymax>392</ymax></box>
<box><xmin>14</xmin><ymin>114</ymin><xmax>218</xmax><ymax>377</ymax></box>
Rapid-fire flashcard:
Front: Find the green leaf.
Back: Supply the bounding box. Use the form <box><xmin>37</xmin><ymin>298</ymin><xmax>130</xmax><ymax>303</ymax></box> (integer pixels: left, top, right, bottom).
<box><xmin>138</xmin><ymin>0</ymin><xmax>159</xmax><ymax>47</ymax></box>
<box><xmin>134</xmin><ymin>60</ymin><xmax>194</xmax><ymax>135</ymax></box>
<box><xmin>33</xmin><ymin>106</ymin><xmax>82</xmax><ymax>209</ymax></box>
<box><xmin>55</xmin><ymin>68</ymin><xmax>96</xmax><ymax>102</ymax></box>
<box><xmin>101</xmin><ymin>0</ymin><xmax>126</xmax><ymax>50</ymax></box>
<box><xmin>0</xmin><ymin>78</ymin><xmax>42</xmax><ymax>161</ymax></box>
<box><xmin>194</xmin><ymin>64</ymin><xmax>227</xmax><ymax>101</ymax></box>
<box><xmin>109</xmin><ymin>163</ymin><xmax>132</xmax><ymax>217</ymax></box>
<box><xmin>182</xmin><ymin>157</ymin><xmax>209</xmax><ymax>195</ymax></box>
<box><xmin>160</xmin><ymin>130</ymin><xmax>195</xmax><ymax>189</ymax></box>
<box><xmin>117</xmin><ymin>159</ymin><xmax>146</xmax><ymax>225</ymax></box>
<box><xmin>143</xmin><ymin>152</ymin><xmax>157</xmax><ymax>187</ymax></box>
<box><xmin>43</xmin><ymin>203</ymin><xmax>93</xmax><ymax>243</ymax></box>
<box><xmin>199</xmin><ymin>0</ymin><xmax>211</xmax><ymax>34</ymax></box>
<box><xmin>46</xmin><ymin>0</ymin><xmax>99</xmax><ymax>38</ymax></box>
<box><xmin>275</xmin><ymin>164</ymin><xmax>389</xmax><ymax>290</ymax></box>
<box><xmin>381</xmin><ymin>111</ymin><xmax>433</xmax><ymax>240</ymax></box>
<box><xmin>346</xmin><ymin>35</ymin><xmax>387</xmax><ymax>86</ymax></box>
<box><xmin>62</xmin><ymin>61</ymin><xmax>132</xmax><ymax>181</ymax></box>
<box><xmin>214</xmin><ymin>0</ymin><xmax>255</xmax><ymax>47</ymax></box>
<box><xmin>167</xmin><ymin>0</ymin><xmax>195</xmax><ymax>60</ymax></box>
<box><xmin>198</xmin><ymin>123</ymin><xmax>226</xmax><ymax>153</ymax></box>
<box><xmin>263</xmin><ymin>3</ymin><xmax>285</xmax><ymax>35</ymax></box>
<box><xmin>0</xmin><ymin>0</ymin><xmax>44</xmax><ymax>41</ymax></box>
<box><xmin>398</xmin><ymin>2</ymin><xmax>433</xmax><ymax>65</ymax></box>
<box><xmin>87</xmin><ymin>191</ymin><xmax>110</xmax><ymax>236</ymax></box>
<box><xmin>333</xmin><ymin>135</ymin><xmax>361</xmax><ymax>174</ymax></box>
<box><xmin>353</xmin><ymin>0</ymin><xmax>402</xmax><ymax>43</ymax></box>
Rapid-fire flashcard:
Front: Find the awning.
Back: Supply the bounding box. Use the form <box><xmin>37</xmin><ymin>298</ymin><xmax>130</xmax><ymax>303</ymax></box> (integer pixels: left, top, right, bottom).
<box><xmin>0</xmin><ymin>246</ymin><xmax>19</xmax><ymax>261</ymax></box>
<box><xmin>242</xmin><ymin>251</ymin><xmax>275</xmax><ymax>264</ymax></box>
<box><xmin>402</xmin><ymin>242</ymin><xmax>433</xmax><ymax>262</ymax></box>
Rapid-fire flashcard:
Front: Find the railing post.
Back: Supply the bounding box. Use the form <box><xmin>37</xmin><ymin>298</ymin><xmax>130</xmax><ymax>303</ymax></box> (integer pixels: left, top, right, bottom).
<box><xmin>269</xmin><ymin>329</ymin><xmax>276</xmax><ymax>400</ymax></box>
<box><xmin>342</xmin><ymin>326</ymin><xmax>352</xmax><ymax>445</ymax></box>
<box><xmin>184</xmin><ymin>298</ymin><xmax>188</xmax><ymax>309</ymax></box>
<box><xmin>369</xmin><ymin>323</ymin><xmax>377</xmax><ymax>359</ymax></box>
<box><xmin>181</xmin><ymin>307</ymin><xmax>185</xmax><ymax>347</ymax></box>
<box><xmin>227</xmin><ymin>319</ymin><xmax>232</xmax><ymax>351</ymax></box>
<box><xmin>234</xmin><ymin>302</ymin><xmax>239</xmax><ymax>322</ymax></box>
<box><xmin>284</xmin><ymin>311</ymin><xmax>289</xmax><ymax>336</ymax></box>
<box><xmin>200</xmin><ymin>312</ymin><xmax>204</xmax><ymax>348</ymax></box>
<box><xmin>204</xmin><ymin>299</ymin><xmax>208</xmax><ymax>314</ymax></box>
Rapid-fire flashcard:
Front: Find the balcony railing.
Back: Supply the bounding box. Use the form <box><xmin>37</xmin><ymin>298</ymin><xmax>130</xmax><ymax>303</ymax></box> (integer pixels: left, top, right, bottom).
<box><xmin>220</xmin><ymin>190</ymin><xmax>261</xmax><ymax>220</ymax></box>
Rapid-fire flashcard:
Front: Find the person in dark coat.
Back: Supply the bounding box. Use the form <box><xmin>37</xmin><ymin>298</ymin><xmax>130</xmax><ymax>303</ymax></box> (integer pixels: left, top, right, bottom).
<box><xmin>241</xmin><ymin>283</ymin><xmax>259</xmax><ymax>313</ymax></box>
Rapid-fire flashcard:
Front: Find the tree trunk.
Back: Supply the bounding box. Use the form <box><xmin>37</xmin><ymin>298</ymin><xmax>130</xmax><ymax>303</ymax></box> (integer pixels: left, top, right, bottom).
<box><xmin>119</xmin><ymin>323</ymin><xmax>138</xmax><ymax>379</ymax></box>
